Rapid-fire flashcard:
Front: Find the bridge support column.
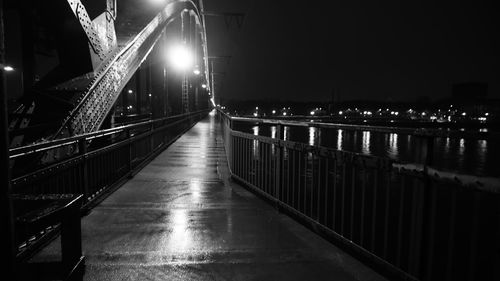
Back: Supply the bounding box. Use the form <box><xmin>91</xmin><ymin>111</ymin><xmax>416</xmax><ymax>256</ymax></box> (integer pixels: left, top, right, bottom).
<box><xmin>0</xmin><ymin>2</ymin><xmax>16</xmax><ymax>279</ymax></box>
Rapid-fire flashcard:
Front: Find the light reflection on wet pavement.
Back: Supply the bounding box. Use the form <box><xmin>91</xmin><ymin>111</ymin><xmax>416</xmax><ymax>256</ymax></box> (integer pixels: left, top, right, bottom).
<box><xmin>32</xmin><ymin>114</ymin><xmax>386</xmax><ymax>281</ymax></box>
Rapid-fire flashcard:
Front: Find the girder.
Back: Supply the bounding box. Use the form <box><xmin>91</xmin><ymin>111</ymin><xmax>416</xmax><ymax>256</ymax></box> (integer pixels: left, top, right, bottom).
<box><xmin>9</xmin><ymin>0</ymin><xmax>211</xmax><ymax>149</ymax></box>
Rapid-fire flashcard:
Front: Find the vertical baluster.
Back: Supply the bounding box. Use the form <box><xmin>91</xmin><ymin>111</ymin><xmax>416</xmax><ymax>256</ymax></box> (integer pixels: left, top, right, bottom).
<box><xmin>303</xmin><ymin>152</ymin><xmax>307</xmax><ymax>215</ymax></box>
<box><xmin>298</xmin><ymin>150</ymin><xmax>302</xmax><ymax>213</ymax></box>
<box><xmin>360</xmin><ymin>168</ymin><xmax>366</xmax><ymax>247</ymax></box>
<box><xmin>445</xmin><ymin>188</ymin><xmax>457</xmax><ymax>281</ymax></box>
<box><xmin>341</xmin><ymin>163</ymin><xmax>346</xmax><ymax>236</ymax></box>
<box><xmin>332</xmin><ymin>157</ymin><xmax>337</xmax><ymax>231</ymax></box>
<box><xmin>275</xmin><ymin>125</ymin><xmax>281</xmax><ymax>200</ymax></box>
<box><xmin>371</xmin><ymin>170</ymin><xmax>378</xmax><ymax>252</ymax></box>
<box><xmin>350</xmin><ymin>165</ymin><xmax>356</xmax><ymax>240</ymax></box>
<box><xmin>324</xmin><ymin>157</ymin><xmax>329</xmax><ymax>227</ymax></box>
<box><xmin>317</xmin><ymin>156</ymin><xmax>321</xmax><ymax>222</ymax></box>
<box><xmin>292</xmin><ymin>150</ymin><xmax>296</xmax><ymax>209</ymax></box>
<box><xmin>396</xmin><ymin>177</ymin><xmax>406</xmax><ymax>267</ymax></box>
<box><xmin>264</xmin><ymin>143</ymin><xmax>268</xmax><ymax>193</ymax></box>
<box><xmin>285</xmin><ymin>147</ymin><xmax>293</xmax><ymax>205</ymax></box>
<box><xmin>310</xmin><ymin>154</ymin><xmax>314</xmax><ymax>218</ymax></box>
<box><xmin>467</xmin><ymin>192</ymin><xmax>480</xmax><ymax>281</ymax></box>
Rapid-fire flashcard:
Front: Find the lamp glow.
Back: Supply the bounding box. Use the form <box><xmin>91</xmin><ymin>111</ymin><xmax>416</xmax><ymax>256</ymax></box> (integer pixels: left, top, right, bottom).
<box><xmin>168</xmin><ymin>44</ymin><xmax>193</xmax><ymax>71</ymax></box>
<box><xmin>3</xmin><ymin>66</ymin><xmax>14</xmax><ymax>72</ymax></box>
<box><xmin>201</xmin><ymin>84</ymin><xmax>207</xmax><ymax>89</ymax></box>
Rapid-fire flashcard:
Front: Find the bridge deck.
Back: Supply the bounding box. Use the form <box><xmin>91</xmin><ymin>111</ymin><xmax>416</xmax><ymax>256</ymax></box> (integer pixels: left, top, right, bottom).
<box><xmin>31</xmin><ymin>113</ymin><xmax>385</xmax><ymax>281</ymax></box>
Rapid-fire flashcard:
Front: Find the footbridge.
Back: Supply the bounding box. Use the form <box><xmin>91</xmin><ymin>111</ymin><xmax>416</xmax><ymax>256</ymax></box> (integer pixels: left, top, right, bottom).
<box><xmin>0</xmin><ymin>1</ymin><xmax>498</xmax><ymax>281</ymax></box>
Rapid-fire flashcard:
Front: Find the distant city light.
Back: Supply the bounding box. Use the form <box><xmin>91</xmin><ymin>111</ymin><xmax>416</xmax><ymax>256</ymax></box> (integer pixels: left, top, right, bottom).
<box><xmin>310</xmin><ymin>111</ymin><xmax>315</xmax><ymax>115</ymax></box>
<box><xmin>253</xmin><ymin>112</ymin><xmax>258</xmax><ymax>117</ymax></box>
<box><xmin>128</xmin><ymin>89</ymin><xmax>133</xmax><ymax>94</ymax></box>
<box><xmin>272</xmin><ymin>110</ymin><xmax>276</xmax><ymax>114</ymax></box>
<box><xmin>148</xmin><ymin>94</ymin><xmax>152</xmax><ymax>97</ymax></box>
<box><xmin>255</xmin><ymin>106</ymin><xmax>259</xmax><ymax>110</ymax></box>
<box><xmin>430</xmin><ymin>116</ymin><xmax>437</xmax><ymax>121</ymax></box>
<box><xmin>462</xmin><ymin>112</ymin><xmax>467</xmax><ymax>116</ymax></box>
<box><xmin>338</xmin><ymin>111</ymin><xmax>343</xmax><ymax>115</ymax></box>
<box><xmin>394</xmin><ymin>112</ymin><xmax>399</xmax><ymax>116</ymax></box>
<box><xmin>201</xmin><ymin>84</ymin><xmax>207</xmax><ymax>88</ymax></box>
<box><xmin>485</xmin><ymin>113</ymin><xmax>489</xmax><ymax>116</ymax></box>
<box><xmin>283</xmin><ymin>112</ymin><xmax>287</xmax><ymax>116</ymax></box>
<box><xmin>3</xmin><ymin>65</ymin><xmax>14</xmax><ymax>72</ymax></box>
<box><xmin>421</xmin><ymin>112</ymin><xmax>426</xmax><ymax>116</ymax></box>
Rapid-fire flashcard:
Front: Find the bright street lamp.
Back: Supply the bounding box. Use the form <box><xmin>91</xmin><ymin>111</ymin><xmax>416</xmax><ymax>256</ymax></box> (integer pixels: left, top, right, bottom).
<box><xmin>168</xmin><ymin>44</ymin><xmax>193</xmax><ymax>71</ymax></box>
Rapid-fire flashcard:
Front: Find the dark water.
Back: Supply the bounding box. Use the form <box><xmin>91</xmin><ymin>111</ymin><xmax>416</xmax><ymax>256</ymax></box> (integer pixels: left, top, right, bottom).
<box><xmin>235</xmin><ymin>124</ymin><xmax>499</xmax><ymax>177</ymax></box>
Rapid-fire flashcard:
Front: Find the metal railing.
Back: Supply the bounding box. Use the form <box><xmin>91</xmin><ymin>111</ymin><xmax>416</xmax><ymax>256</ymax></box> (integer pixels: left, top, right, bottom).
<box><xmin>10</xmin><ymin>110</ymin><xmax>208</xmax><ymax>209</ymax></box>
<box><xmin>218</xmin><ymin>109</ymin><xmax>500</xmax><ymax>281</ymax></box>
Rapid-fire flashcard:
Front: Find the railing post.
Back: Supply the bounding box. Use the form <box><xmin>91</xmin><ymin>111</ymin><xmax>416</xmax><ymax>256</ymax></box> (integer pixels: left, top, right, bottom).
<box><xmin>275</xmin><ymin>124</ymin><xmax>282</xmax><ymax>202</ymax></box>
<box><xmin>228</xmin><ymin>117</ymin><xmax>233</xmax><ymax>172</ymax></box>
<box><xmin>418</xmin><ymin>134</ymin><xmax>436</xmax><ymax>279</ymax></box>
<box><xmin>78</xmin><ymin>139</ymin><xmax>90</xmax><ymax>202</ymax></box>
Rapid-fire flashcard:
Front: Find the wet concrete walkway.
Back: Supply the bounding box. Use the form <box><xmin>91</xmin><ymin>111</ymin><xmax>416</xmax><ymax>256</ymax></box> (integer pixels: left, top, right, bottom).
<box><xmin>35</xmin><ymin>113</ymin><xmax>386</xmax><ymax>281</ymax></box>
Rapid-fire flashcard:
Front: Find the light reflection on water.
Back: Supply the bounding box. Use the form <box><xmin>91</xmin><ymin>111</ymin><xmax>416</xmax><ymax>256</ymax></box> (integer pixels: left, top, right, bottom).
<box><xmin>271</xmin><ymin>126</ymin><xmax>276</xmax><ymax>155</ymax></box>
<box><xmin>252</xmin><ymin>126</ymin><xmax>259</xmax><ymax>159</ymax></box>
<box><xmin>283</xmin><ymin>126</ymin><xmax>289</xmax><ymax>141</ymax></box>
<box><xmin>239</xmin><ymin>124</ymin><xmax>495</xmax><ymax>176</ymax></box>
<box><xmin>459</xmin><ymin>138</ymin><xmax>465</xmax><ymax>156</ymax></box>
<box><xmin>271</xmin><ymin>126</ymin><xmax>276</xmax><ymax>139</ymax></box>
<box><xmin>477</xmin><ymin>140</ymin><xmax>487</xmax><ymax>165</ymax></box>
<box><xmin>362</xmin><ymin>131</ymin><xmax>370</xmax><ymax>155</ymax></box>
<box><xmin>388</xmin><ymin>133</ymin><xmax>398</xmax><ymax>160</ymax></box>
<box><xmin>337</xmin><ymin>129</ymin><xmax>343</xmax><ymax>150</ymax></box>
<box><xmin>309</xmin><ymin>127</ymin><xmax>317</xmax><ymax>146</ymax></box>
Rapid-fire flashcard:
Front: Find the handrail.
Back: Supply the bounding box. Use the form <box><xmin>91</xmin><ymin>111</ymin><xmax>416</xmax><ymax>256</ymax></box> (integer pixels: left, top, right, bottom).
<box><xmin>218</xmin><ymin>109</ymin><xmax>500</xmax><ymax>193</ymax></box>
<box><xmin>10</xmin><ymin>110</ymin><xmax>208</xmax><ymax>159</ymax></box>
<box><xmin>217</xmin><ymin>108</ymin><xmax>500</xmax><ymax>281</ymax></box>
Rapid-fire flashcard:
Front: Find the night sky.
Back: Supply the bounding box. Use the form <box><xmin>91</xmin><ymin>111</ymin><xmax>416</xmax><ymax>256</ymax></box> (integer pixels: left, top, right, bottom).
<box><xmin>204</xmin><ymin>0</ymin><xmax>499</xmax><ymax>102</ymax></box>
